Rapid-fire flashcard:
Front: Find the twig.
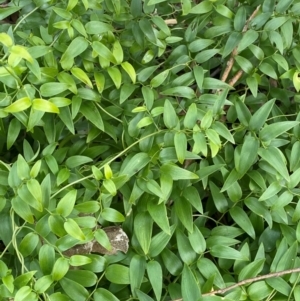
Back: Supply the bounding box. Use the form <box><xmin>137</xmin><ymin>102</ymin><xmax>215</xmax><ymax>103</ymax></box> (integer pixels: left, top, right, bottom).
<box><xmin>164</xmin><ymin>19</ymin><xmax>177</xmax><ymax>25</ymax></box>
<box><xmin>221</xmin><ymin>5</ymin><xmax>261</xmax><ymax>85</ymax></box>
<box><xmin>172</xmin><ymin>267</ymin><xmax>300</xmax><ymax>301</ymax></box>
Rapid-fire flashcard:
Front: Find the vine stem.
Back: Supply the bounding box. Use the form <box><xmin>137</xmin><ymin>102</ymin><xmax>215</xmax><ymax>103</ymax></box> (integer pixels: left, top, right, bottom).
<box><xmin>173</xmin><ymin>267</ymin><xmax>300</xmax><ymax>300</ymax></box>
<box><xmin>50</xmin><ymin>130</ymin><xmax>164</xmax><ymax>199</ymax></box>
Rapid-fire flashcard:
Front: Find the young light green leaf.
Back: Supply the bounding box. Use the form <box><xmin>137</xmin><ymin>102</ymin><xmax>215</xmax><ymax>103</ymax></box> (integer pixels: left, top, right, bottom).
<box><xmin>32</xmin><ymin>98</ymin><xmax>59</xmax><ymax>113</ymax></box>
<box><xmin>71</xmin><ymin>67</ymin><xmax>93</xmax><ymax>88</ymax></box>
<box><xmin>150</xmin><ymin>69</ymin><xmax>169</xmax><ymax>88</ymax></box>
<box><xmin>52</xmin><ymin>257</ymin><xmax>69</xmax><ymax>281</ymax></box>
<box><xmin>107</xmin><ymin>66</ymin><xmax>122</xmax><ymax>89</ymax></box>
<box><xmin>64</xmin><ymin>218</ymin><xmax>86</xmax><ymax>240</ymax></box>
<box><xmin>4</xmin><ymin>97</ymin><xmax>31</xmax><ymax>113</ymax></box>
<box><xmin>57</xmin><ymin>190</ymin><xmax>77</xmax><ymax>217</ymax></box>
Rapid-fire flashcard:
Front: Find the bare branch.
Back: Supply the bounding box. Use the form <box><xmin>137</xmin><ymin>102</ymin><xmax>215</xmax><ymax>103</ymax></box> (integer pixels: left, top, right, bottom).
<box><xmin>172</xmin><ymin>267</ymin><xmax>300</xmax><ymax>301</ymax></box>
<box><xmin>220</xmin><ymin>5</ymin><xmax>261</xmax><ymax>85</ymax></box>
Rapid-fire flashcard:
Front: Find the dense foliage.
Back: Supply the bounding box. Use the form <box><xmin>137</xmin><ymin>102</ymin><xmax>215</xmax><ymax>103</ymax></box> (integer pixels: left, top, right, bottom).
<box><xmin>1</xmin><ymin>0</ymin><xmax>300</xmax><ymax>300</ymax></box>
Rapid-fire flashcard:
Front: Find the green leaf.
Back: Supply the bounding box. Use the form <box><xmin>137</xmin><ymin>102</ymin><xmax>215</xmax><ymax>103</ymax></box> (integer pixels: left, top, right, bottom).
<box><xmin>79</xmin><ymin>102</ymin><xmax>104</xmax><ymax>131</ymax></box>
<box><xmin>188</xmin><ymin>224</ymin><xmax>206</xmax><ymax>254</ymax></box>
<box><xmin>34</xmin><ymin>275</ymin><xmax>53</xmax><ymax>294</ymax></box>
<box><xmin>52</xmin><ymin>257</ymin><xmax>70</xmax><ymax>281</ymax></box>
<box><xmin>4</xmin><ymin>97</ymin><xmax>31</xmax><ymax>113</ymax></box>
<box><xmin>66</xmin><ymin>155</ymin><xmax>93</xmax><ymax>169</ymax></box>
<box><xmin>258</xmin><ymin>147</ymin><xmax>289</xmax><ymax>181</ymax></box>
<box><xmin>139</xmin><ymin>18</ymin><xmax>156</xmax><ymax>44</ymax></box>
<box><xmin>161</xmin><ymin>248</ymin><xmax>183</xmax><ymax>276</ymax></box>
<box><xmin>39</xmin><ymin>245</ymin><xmax>55</xmax><ymax>275</ymax></box>
<box><xmin>64</xmin><ymin>218</ymin><xmax>86</xmax><ymax>241</ymax></box>
<box><xmin>197</xmin><ymin>258</ymin><xmax>225</xmax><ymax>289</ymax></box>
<box><xmin>32</xmin><ymin>98</ymin><xmax>59</xmax><ymax>113</ymax></box>
<box><xmin>234</xmin><ymin>6</ymin><xmax>246</xmax><ymax>31</ymax></box>
<box><xmin>235</xmin><ymin>55</ymin><xmax>253</xmax><ymax>73</ymax></box>
<box><xmin>212</xmin><ymin>121</ymin><xmax>235</xmax><ymax>144</ymax></box>
<box><xmin>163</xmin><ymin>99</ymin><xmax>178</xmax><ymax>129</ymax></box>
<box><xmin>238</xmin><ymin>259</ymin><xmax>265</xmax><ymax>281</ymax></box>
<box><xmin>107</xmin><ymin>66</ymin><xmax>122</xmax><ymax>89</ymax></box>
<box><xmin>7</xmin><ymin>118</ymin><xmax>21</xmax><ymax>150</ymax></box>
<box><xmin>230</xmin><ymin>206</ymin><xmax>256</xmax><ymax>239</ymax></box>
<box><xmin>71</xmin><ymin>67</ymin><xmax>93</xmax><ymax>88</ymax></box>
<box><xmin>101</xmin><ymin>208</ymin><xmax>125</xmax><ymax>222</ymax></box>
<box><xmin>69</xmin><ymin>255</ymin><xmax>92</xmax><ymax>266</ymax></box>
<box><xmin>237</xmin><ymin>29</ymin><xmax>259</xmax><ymax>53</ymax></box>
<box><xmin>0</xmin><ymin>32</ymin><xmax>13</xmax><ymax>47</ymax></box>
<box><xmin>246</xmin><ymin>74</ymin><xmax>259</xmax><ymax>97</ymax></box>
<box><xmin>184</xmin><ymin>186</ymin><xmax>203</xmax><ymax>213</ymax></box>
<box><xmin>27</xmin><ymin>178</ymin><xmax>43</xmax><ymax>209</ymax></box>
<box><xmin>148</xmin><ymin>226</ymin><xmax>175</xmax><ymax>257</ymax></box>
<box><xmin>259</xmin><ymin>62</ymin><xmax>277</xmax><ymax>79</ymax></box>
<box><xmin>10</xmin><ymin>45</ymin><xmax>33</xmax><ymax>63</ymax></box>
<box><xmin>151</xmin><ymin>70</ymin><xmax>169</xmax><ymax>88</ymax></box>
<box><xmin>184</xmin><ymin>103</ymin><xmax>198</xmax><ymax>129</ymax></box>
<box><xmin>105</xmin><ymin>264</ymin><xmax>130</xmax><ymax>284</ymax></box>
<box><xmin>160</xmin><ymin>163</ymin><xmax>199</xmax><ymax>180</ymax></box>
<box><xmin>19</xmin><ymin>232</ymin><xmax>39</xmax><ymax>257</ymax></box>
<box><xmin>92</xmin><ymin>41</ymin><xmax>116</xmax><ymax>64</ymax></box>
<box><xmin>94</xmin><ymin>288</ymin><xmax>120</xmax><ymax>301</ymax></box>
<box><xmin>61</xmin><ymin>37</ymin><xmax>88</xmax><ymax>70</ymax></box>
<box><xmin>147</xmin><ymin>261</ymin><xmax>163</xmax><ymax>301</ymax></box>
<box><xmin>190</xmin><ymin>1</ymin><xmax>213</xmax><ymax>14</ymax></box>
<box><xmin>134</xmin><ymin>212</ymin><xmax>153</xmax><ymax>254</ymax></box>
<box><xmin>120</xmin><ymin>152</ymin><xmax>150</xmax><ymax>177</ymax></box>
<box><xmin>249</xmin><ymin>99</ymin><xmax>275</xmax><ymax>131</ymax></box>
<box><xmin>175</xmin><ymin>197</ymin><xmax>193</xmax><ymax>233</ymax></box>
<box><xmin>260</xmin><ymin>121</ymin><xmax>299</xmax><ymax>141</ymax></box>
<box><xmin>176</xmin><ymin>228</ymin><xmax>197</xmax><ymax>264</ymax></box>
<box><xmin>12</xmin><ymin>197</ymin><xmax>34</xmax><ymax>224</ymax></box>
<box><xmin>181</xmin><ymin>264</ymin><xmax>201</xmax><ymax>301</ymax></box>
<box><xmin>40</xmin><ymin>83</ymin><xmax>69</xmax><ymax>97</ymax></box>
<box><xmin>174</xmin><ymin>132</ymin><xmax>187</xmax><ymax>164</ymax></box>
<box><xmin>245</xmin><ymin>197</ymin><xmax>272</xmax><ymax>228</ymax></box>
<box><xmin>237</xmin><ymin>135</ymin><xmax>259</xmax><ymax>176</ymax></box>
<box><xmin>59</xmin><ymin>278</ymin><xmax>89</xmax><ymax>301</ymax></box>
<box><xmin>161</xmin><ymin>87</ymin><xmax>196</xmax><ymax>99</ymax></box>
<box><xmin>130</xmin><ymin>255</ymin><xmax>146</xmax><ymax>297</ymax></box>
<box><xmin>210</xmin><ymin>245</ymin><xmax>249</xmax><ymax>261</ymax></box>
<box><xmin>57</xmin><ymin>190</ymin><xmax>77</xmax><ymax>217</ymax></box>
<box><xmin>210</xmin><ymin>181</ymin><xmax>228</xmax><ymax>213</ymax></box>
<box><xmin>121</xmin><ymin>62</ymin><xmax>136</xmax><ymax>84</ymax></box>
<box><xmin>94</xmin><ymin>228</ymin><xmax>112</xmax><ymax>252</ymax></box>
<box><xmin>259</xmin><ymin>181</ymin><xmax>282</xmax><ymax>201</ymax></box>
<box><xmin>85</xmin><ymin>21</ymin><xmax>114</xmax><ymax>34</ymax></box>
<box><xmin>147</xmin><ymin>198</ymin><xmax>170</xmax><ymax>234</ymax></box>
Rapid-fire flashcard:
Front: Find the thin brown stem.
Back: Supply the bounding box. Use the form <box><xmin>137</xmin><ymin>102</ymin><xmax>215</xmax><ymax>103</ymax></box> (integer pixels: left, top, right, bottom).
<box><xmin>221</xmin><ymin>5</ymin><xmax>261</xmax><ymax>85</ymax></box>
<box><xmin>172</xmin><ymin>267</ymin><xmax>300</xmax><ymax>301</ymax></box>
